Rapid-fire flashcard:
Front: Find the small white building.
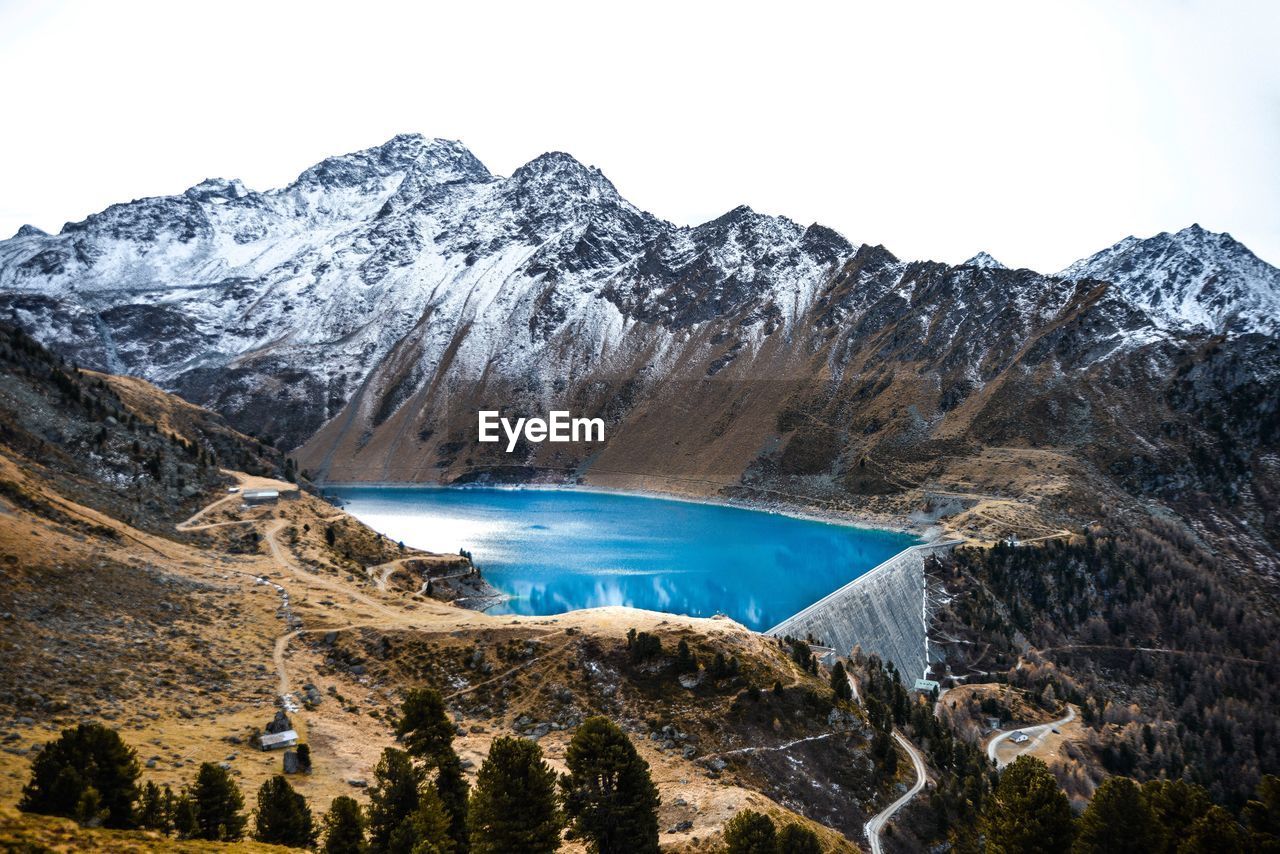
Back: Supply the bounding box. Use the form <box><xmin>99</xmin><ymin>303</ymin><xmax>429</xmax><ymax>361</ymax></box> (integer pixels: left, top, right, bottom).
<box><xmin>808</xmin><ymin>645</ymin><xmax>837</xmax><ymax>667</ymax></box>
<box><xmin>1010</xmin><ymin>731</ymin><xmax>1030</xmax><ymax>744</ymax></box>
<box><xmin>243</xmin><ymin>489</ymin><xmax>280</xmax><ymax>506</ymax></box>
<box><xmin>913</xmin><ymin>678</ymin><xmax>940</xmax><ymax>694</ymax></box>
<box><xmin>259</xmin><ymin>729</ymin><xmax>299</xmax><ymax>750</ymax></box>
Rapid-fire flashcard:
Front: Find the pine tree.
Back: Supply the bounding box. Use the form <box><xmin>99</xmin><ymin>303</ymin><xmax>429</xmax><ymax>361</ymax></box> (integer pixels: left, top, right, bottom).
<box><xmin>1140</xmin><ymin>779</ymin><xmax>1211</xmax><ymax>854</ymax></box>
<box><xmin>468</xmin><ymin>737</ymin><xmax>562</xmax><ymax>854</ymax></box>
<box><xmin>322</xmin><ymin>795</ymin><xmax>366</xmax><ymax>854</ymax></box>
<box><xmin>435</xmin><ymin>749</ymin><xmax>470</xmax><ymax>853</ymax></box>
<box><xmin>1180</xmin><ymin>805</ymin><xmax>1249</xmax><ymax>854</ymax></box>
<box><xmin>74</xmin><ymin>785</ymin><xmax>105</xmax><ymax>827</ymax></box>
<box><xmin>776</xmin><ymin>822</ymin><xmax>821</xmax><ymax>854</ymax></box>
<box><xmin>296</xmin><ymin>743</ymin><xmax>312</xmax><ymax>772</ymax></box>
<box><xmin>389</xmin><ymin>784</ymin><xmax>455</xmax><ymax>854</ymax></box>
<box><xmin>560</xmin><ymin>717</ymin><xmax>660</xmax><ymax>854</ymax></box>
<box><xmin>191</xmin><ymin>762</ymin><xmax>246</xmax><ymax>841</ymax></box>
<box><xmin>20</xmin><ymin>722</ymin><xmax>141</xmax><ymax>828</ymax></box>
<box><xmin>173</xmin><ymin>791</ymin><xmax>199</xmax><ymax>839</ymax></box>
<box><xmin>254</xmin><ymin>775</ymin><xmax>315</xmax><ymax>848</ymax></box>
<box><xmin>367</xmin><ymin>748</ymin><xmax>423</xmax><ymax>852</ymax></box>
<box><xmin>831</xmin><ymin>661</ymin><xmax>853</xmax><ymax>701</ymax></box>
<box><xmin>1075</xmin><ymin>776</ymin><xmax>1158</xmax><ymax>854</ymax></box>
<box><xmin>675</xmin><ymin>639</ymin><xmax>697</xmax><ymax>674</ymax></box>
<box><xmin>1243</xmin><ymin>775</ymin><xmax>1280</xmax><ymax>852</ymax></box>
<box><xmin>397</xmin><ymin>687</ymin><xmax>456</xmax><ymax>764</ymax></box>
<box><xmin>138</xmin><ymin>781</ymin><xmax>173</xmax><ymax>835</ymax></box>
<box><xmin>980</xmin><ymin>756</ymin><xmax>1073</xmax><ymax>854</ymax></box>
<box><xmin>723</xmin><ymin>809</ymin><xmax>777</xmax><ymax>854</ymax></box>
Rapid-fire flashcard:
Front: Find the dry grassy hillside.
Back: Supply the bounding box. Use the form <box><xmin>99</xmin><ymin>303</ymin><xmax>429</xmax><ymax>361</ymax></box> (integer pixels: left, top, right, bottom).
<box><xmin>0</xmin><ymin>323</ymin><xmax>882</xmax><ymax>850</ymax></box>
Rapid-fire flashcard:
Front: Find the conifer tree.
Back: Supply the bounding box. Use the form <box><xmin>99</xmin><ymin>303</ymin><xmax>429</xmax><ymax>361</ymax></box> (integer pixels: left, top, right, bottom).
<box><xmin>675</xmin><ymin>639</ymin><xmax>697</xmax><ymax>674</ymax></box>
<box><xmin>389</xmin><ymin>784</ymin><xmax>455</xmax><ymax>854</ymax></box>
<box><xmin>367</xmin><ymin>748</ymin><xmax>423</xmax><ymax>852</ymax></box>
<box><xmin>831</xmin><ymin>660</ymin><xmax>853</xmax><ymax>701</ymax></box>
<box><xmin>980</xmin><ymin>756</ymin><xmax>1073</xmax><ymax>854</ymax></box>
<box><xmin>1075</xmin><ymin>776</ymin><xmax>1157</xmax><ymax>854</ymax></box>
<box><xmin>1140</xmin><ymin>779</ymin><xmax>1211</xmax><ymax>854</ymax></box>
<box><xmin>173</xmin><ymin>791</ymin><xmax>199</xmax><ymax>839</ymax></box>
<box><xmin>19</xmin><ymin>721</ymin><xmax>141</xmax><ymax>828</ymax></box>
<box><xmin>777</xmin><ymin>822</ymin><xmax>822</xmax><ymax>854</ymax></box>
<box><xmin>1180</xmin><ymin>805</ymin><xmax>1249</xmax><ymax>854</ymax></box>
<box><xmin>560</xmin><ymin>717</ymin><xmax>659</xmax><ymax>854</ymax></box>
<box><xmin>435</xmin><ymin>749</ymin><xmax>470</xmax><ymax>853</ymax></box>
<box><xmin>1243</xmin><ymin>775</ymin><xmax>1280</xmax><ymax>852</ymax></box>
<box><xmin>138</xmin><ymin>780</ymin><xmax>174</xmax><ymax>835</ymax></box>
<box><xmin>723</xmin><ymin>809</ymin><xmax>777</xmax><ymax>854</ymax></box>
<box><xmin>254</xmin><ymin>774</ymin><xmax>315</xmax><ymax>848</ymax></box>
<box><xmin>397</xmin><ymin>687</ymin><xmax>456</xmax><ymax>764</ymax></box>
<box><xmin>191</xmin><ymin>762</ymin><xmax>246</xmax><ymax>841</ymax></box>
<box><xmin>321</xmin><ymin>795</ymin><xmax>366</xmax><ymax>854</ymax></box>
<box><xmin>468</xmin><ymin>737</ymin><xmax>562</xmax><ymax>854</ymax></box>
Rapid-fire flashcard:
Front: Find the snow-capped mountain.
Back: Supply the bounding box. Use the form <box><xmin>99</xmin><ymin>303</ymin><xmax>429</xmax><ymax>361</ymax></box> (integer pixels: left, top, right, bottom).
<box><xmin>0</xmin><ymin>134</ymin><xmax>1276</xmax><ymax>540</ymax></box>
<box><xmin>1057</xmin><ymin>224</ymin><xmax>1280</xmax><ymax>335</ymax></box>
<box><xmin>962</xmin><ymin>252</ymin><xmax>1007</xmax><ymax>270</ymax></box>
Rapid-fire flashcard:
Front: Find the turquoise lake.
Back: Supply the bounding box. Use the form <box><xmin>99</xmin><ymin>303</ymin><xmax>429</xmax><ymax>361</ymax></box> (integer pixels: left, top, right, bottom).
<box><xmin>328</xmin><ymin>486</ymin><xmax>919</xmax><ymax>631</ymax></box>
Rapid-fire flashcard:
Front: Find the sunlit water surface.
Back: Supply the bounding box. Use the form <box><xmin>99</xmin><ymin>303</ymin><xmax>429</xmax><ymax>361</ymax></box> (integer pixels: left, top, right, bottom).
<box><xmin>329</xmin><ymin>486</ymin><xmax>918</xmax><ymax>631</ymax></box>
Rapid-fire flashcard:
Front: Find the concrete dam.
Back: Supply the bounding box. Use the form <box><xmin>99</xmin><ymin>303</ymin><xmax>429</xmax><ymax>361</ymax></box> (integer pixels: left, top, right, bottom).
<box><xmin>766</xmin><ymin>541</ymin><xmax>961</xmax><ymax>680</ymax></box>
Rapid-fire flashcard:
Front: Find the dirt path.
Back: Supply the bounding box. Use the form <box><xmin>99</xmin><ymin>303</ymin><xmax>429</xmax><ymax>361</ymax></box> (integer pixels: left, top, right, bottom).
<box><xmin>865</xmin><ymin>729</ymin><xmax>927</xmax><ymax>854</ymax></box>
<box><xmin>273</xmin><ymin>630</ymin><xmax>300</xmax><ymax>708</ymax></box>
<box><xmin>262</xmin><ymin>518</ymin><xmax>404</xmax><ymax>620</ymax></box>
<box><xmin>174</xmin><ymin>492</ymin><xmax>244</xmax><ymax>531</ymax></box>
<box><xmin>854</xmin><ymin>671</ymin><xmax>927</xmax><ymax>854</ymax></box>
<box><xmin>443</xmin><ymin>629</ymin><xmax>573</xmax><ymax>700</ymax></box>
<box><xmin>709</xmin><ymin>731</ymin><xmax>842</xmax><ymax>759</ymax></box>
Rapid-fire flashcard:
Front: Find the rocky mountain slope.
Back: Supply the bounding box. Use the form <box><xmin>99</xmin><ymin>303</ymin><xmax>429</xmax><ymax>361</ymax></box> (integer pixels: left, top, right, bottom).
<box><xmin>1</xmin><ymin>134</ymin><xmax>1276</xmax><ymax>567</ymax></box>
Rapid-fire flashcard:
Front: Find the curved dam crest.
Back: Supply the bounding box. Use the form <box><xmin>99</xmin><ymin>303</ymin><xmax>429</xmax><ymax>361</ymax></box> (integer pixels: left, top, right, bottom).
<box><xmin>766</xmin><ymin>541</ymin><xmax>961</xmax><ymax>681</ymax></box>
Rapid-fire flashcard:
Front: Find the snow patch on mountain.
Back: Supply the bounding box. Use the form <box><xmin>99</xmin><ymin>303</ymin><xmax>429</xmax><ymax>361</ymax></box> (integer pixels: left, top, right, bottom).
<box><xmin>1057</xmin><ymin>224</ymin><xmax>1280</xmax><ymax>335</ymax></box>
<box><xmin>963</xmin><ymin>251</ymin><xmax>1006</xmax><ymax>270</ymax></box>
<box><xmin>0</xmin><ymin>135</ymin><xmax>1276</xmax><ymax>452</ymax></box>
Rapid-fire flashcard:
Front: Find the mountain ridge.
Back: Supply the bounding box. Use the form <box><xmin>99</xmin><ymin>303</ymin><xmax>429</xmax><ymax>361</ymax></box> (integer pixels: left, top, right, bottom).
<box><xmin>0</xmin><ymin>133</ymin><xmax>1276</xmax><ymax>573</ymax></box>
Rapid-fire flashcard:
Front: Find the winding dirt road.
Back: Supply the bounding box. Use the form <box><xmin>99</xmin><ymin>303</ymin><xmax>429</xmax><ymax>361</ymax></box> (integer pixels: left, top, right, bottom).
<box><xmin>865</xmin><ymin>730</ymin><xmax>928</xmax><ymax>854</ymax></box>
<box><xmin>851</xmin><ymin>672</ymin><xmax>928</xmax><ymax>854</ymax></box>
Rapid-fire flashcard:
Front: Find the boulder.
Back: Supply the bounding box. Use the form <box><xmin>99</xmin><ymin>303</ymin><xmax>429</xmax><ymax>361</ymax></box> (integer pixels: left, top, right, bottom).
<box><xmin>265</xmin><ymin>710</ymin><xmax>292</xmax><ymax>734</ymax></box>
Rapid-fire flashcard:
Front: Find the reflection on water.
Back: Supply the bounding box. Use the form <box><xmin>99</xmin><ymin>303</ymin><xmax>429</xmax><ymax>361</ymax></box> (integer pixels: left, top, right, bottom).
<box><xmin>329</xmin><ymin>486</ymin><xmax>919</xmax><ymax>632</ymax></box>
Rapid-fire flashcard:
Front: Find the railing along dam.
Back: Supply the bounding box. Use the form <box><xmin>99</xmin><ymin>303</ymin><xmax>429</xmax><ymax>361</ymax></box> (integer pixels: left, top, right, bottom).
<box><xmin>765</xmin><ymin>541</ymin><xmax>962</xmax><ymax>680</ymax></box>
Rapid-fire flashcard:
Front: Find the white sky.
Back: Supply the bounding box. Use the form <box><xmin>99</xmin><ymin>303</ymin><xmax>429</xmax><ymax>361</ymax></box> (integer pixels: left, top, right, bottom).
<box><xmin>1</xmin><ymin>0</ymin><xmax>1276</xmax><ymax>271</ymax></box>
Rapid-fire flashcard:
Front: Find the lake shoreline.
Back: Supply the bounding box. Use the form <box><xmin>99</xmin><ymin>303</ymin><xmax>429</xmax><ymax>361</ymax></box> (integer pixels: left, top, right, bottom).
<box><xmin>326</xmin><ymin>482</ymin><xmax>924</xmax><ymax>630</ymax></box>
<box><xmin>319</xmin><ymin>480</ymin><xmax>942</xmax><ymax>542</ymax></box>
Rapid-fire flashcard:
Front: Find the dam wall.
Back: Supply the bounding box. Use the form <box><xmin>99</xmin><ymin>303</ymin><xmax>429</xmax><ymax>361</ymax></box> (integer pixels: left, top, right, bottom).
<box><xmin>765</xmin><ymin>541</ymin><xmax>961</xmax><ymax>681</ymax></box>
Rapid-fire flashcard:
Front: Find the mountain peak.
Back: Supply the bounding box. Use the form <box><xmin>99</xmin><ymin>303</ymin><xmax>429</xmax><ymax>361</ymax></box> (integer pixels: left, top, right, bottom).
<box><xmin>508</xmin><ymin>151</ymin><xmax>619</xmax><ymax>201</ymax></box>
<box><xmin>184</xmin><ymin>177</ymin><xmax>250</xmax><ymax>202</ymax></box>
<box><xmin>295</xmin><ymin>134</ymin><xmax>490</xmax><ymax>190</ymax></box>
<box><xmin>12</xmin><ymin>224</ymin><xmax>48</xmax><ymax>239</ymax></box>
<box><xmin>963</xmin><ymin>251</ymin><xmax>1006</xmax><ymax>270</ymax></box>
<box><xmin>1059</xmin><ymin>225</ymin><xmax>1280</xmax><ymax>335</ymax></box>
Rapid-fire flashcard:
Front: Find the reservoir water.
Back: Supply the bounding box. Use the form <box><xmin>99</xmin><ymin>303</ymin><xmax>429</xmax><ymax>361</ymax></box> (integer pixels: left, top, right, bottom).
<box><xmin>329</xmin><ymin>486</ymin><xmax>919</xmax><ymax>632</ymax></box>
